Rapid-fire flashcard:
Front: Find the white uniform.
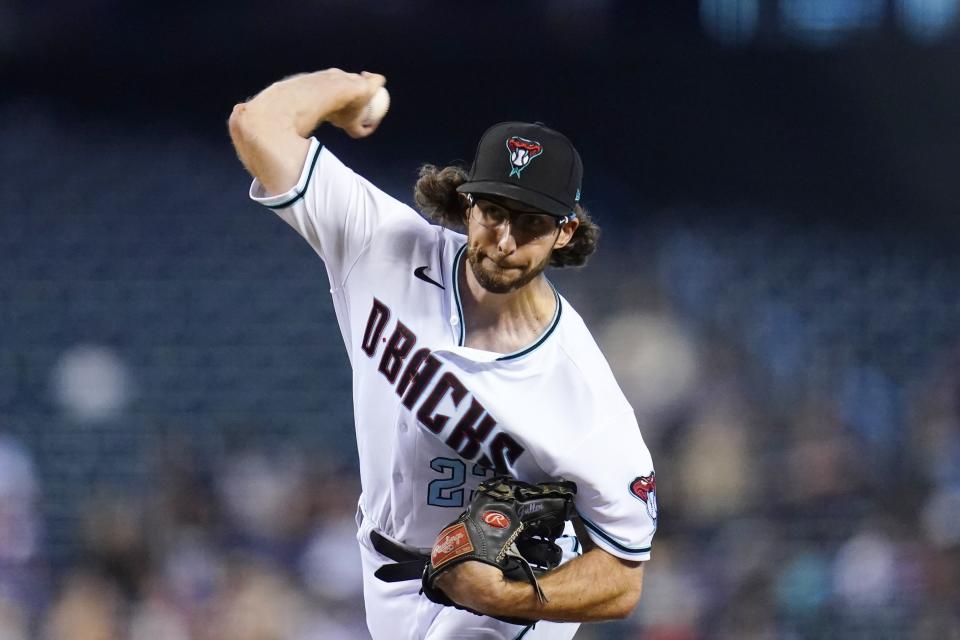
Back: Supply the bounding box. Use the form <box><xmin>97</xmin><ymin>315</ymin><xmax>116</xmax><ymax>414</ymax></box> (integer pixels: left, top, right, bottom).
<box><xmin>250</xmin><ymin>138</ymin><xmax>658</xmax><ymax>639</ymax></box>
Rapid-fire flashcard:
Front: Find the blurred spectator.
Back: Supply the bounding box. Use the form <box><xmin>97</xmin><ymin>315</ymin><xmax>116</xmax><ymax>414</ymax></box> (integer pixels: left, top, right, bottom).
<box><xmin>50</xmin><ymin>345</ymin><xmax>133</xmax><ymax>423</ymax></box>
<box><xmin>632</xmin><ymin>539</ymin><xmax>704</xmax><ymax>639</ymax></box>
<box><xmin>0</xmin><ymin>434</ymin><xmax>44</xmax><ymax>631</ymax></box>
<box><xmin>216</xmin><ymin>447</ymin><xmax>308</xmax><ymax>544</ymax></box>
<box><xmin>0</xmin><ymin>595</ymin><xmax>29</xmax><ymax>640</ymax></box>
<box><xmin>299</xmin><ymin>516</ymin><xmax>362</xmax><ymax>604</ymax></box>
<box><xmin>774</xmin><ymin>548</ymin><xmax>831</xmax><ymax>620</ymax></box>
<box><xmin>600</xmin><ymin>311</ymin><xmax>700</xmax><ymax>436</ymax></box>
<box><xmin>204</xmin><ymin>558</ymin><xmax>359</xmax><ymax>640</ymax></box>
<box><xmin>832</xmin><ymin>527</ymin><xmax>898</xmax><ymax>609</ymax></box>
<box><xmin>0</xmin><ymin>436</ymin><xmax>40</xmax><ymax>566</ymax></box>
<box><xmin>41</xmin><ymin>570</ymin><xmax>123</xmax><ymax>640</ymax></box>
<box><xmin>675</xmin><ymin>398</ymin><xmax>757</xmax><ymax>524</ymax></box>
<box><xmin>80</xmin><ymin>493</ymin><xmax>149</xmax><ymax>600</ymax></box>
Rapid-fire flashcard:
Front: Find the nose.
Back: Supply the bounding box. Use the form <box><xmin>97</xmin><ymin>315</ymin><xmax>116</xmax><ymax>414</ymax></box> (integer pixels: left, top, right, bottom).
<box><xmin>494</xmin><ymin>221</ymin><xmax>517</xmax><ymax>255</ymax></box>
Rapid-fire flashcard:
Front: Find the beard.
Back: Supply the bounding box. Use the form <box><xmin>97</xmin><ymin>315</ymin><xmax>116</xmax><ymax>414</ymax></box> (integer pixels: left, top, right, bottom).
<box><xmin>466</xmin><ymin>244</ymin><xmax>552</xmax><ymax>294</ymax></box>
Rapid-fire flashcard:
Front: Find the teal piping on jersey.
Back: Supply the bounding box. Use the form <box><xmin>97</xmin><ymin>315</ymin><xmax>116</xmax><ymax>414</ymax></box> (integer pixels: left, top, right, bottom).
<box><xmin>452</xmin><ymin>245</ymin><xmax>468</xmax><ymax>346</ymax></box>
<box><xmin>264</xmin><ymin>143</ymin><xmax>324</xmax><ymax>210</ymax></box>
<box><xmin>512</xmin><ymin>624</ymin><xmax>535</xmax><ymax>639</ymax></box>
<box><xmin>577</xmin><ymin>513</ymin><xmax>652</xmax><ymax>556</ymax></box>
<box><xmin>451</xmin><ymin>244</ymin><xmax>563</xmax><ymax>361</ymax></box>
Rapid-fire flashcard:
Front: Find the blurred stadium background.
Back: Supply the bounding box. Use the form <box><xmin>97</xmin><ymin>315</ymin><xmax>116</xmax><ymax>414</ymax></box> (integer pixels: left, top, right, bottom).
<box><xmin>2</xmin><ymin>1</ymin><xmax>960</xmax><ymax>638</ymax></box>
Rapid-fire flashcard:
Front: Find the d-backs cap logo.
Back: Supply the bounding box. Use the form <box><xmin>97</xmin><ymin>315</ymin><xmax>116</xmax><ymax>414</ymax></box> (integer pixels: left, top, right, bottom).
<box><xmin>506</xmin><ymin>136</ymin><xmax>543</xmax><ymax>177</ymax></box>
<box><xmin>629</xmin><ymin>472</ymin><xmax>658</xmax><ymax>522</ymax></box>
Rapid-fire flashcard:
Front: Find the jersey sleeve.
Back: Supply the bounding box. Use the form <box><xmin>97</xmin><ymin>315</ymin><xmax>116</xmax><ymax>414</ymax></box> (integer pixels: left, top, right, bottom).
<box><xmin>248</xmin><ymin>138</ymin><xmax>413</xmax><ymax>287</ymax></box>
<box><xmin>560</xmin><ymin>411</ymin><xmax>657</xmax><ymax>562</ymax></box>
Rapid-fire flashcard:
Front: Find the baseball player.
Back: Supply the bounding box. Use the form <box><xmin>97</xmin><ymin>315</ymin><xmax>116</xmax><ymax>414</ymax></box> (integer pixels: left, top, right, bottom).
<box><xmin>228</xmin><ymin>69</ymin><xmax>657</xmax><ymax>639</ymax></box>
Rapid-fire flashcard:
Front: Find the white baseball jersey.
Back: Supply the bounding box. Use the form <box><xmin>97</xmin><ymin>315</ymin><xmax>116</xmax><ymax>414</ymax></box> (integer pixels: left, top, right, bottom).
<box><xmin>250</xmin><ymin>138</ymin><xmax>657</xmax><ymax>636</ymax></box>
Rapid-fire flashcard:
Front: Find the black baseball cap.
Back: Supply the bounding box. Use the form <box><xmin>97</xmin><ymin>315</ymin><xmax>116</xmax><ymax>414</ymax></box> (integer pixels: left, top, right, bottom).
<box><xmin>457</xmin><ymin>122</ymin><xmax>583</xmax><ymax>218</ymax></box>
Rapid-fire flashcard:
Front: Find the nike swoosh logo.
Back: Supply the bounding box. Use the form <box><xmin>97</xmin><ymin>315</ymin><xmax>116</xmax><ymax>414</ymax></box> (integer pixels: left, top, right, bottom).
<box><xmin>414</xmin><ymin>266</ymin><xmax>444</xmax><ymax>290</ymax></box>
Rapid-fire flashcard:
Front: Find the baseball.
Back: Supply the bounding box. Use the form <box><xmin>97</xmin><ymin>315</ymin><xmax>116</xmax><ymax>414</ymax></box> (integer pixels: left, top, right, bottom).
<box><xmin>361</xmin><ymin>87</ymin><xmax>390</xmax><ymax>127</ymax></box>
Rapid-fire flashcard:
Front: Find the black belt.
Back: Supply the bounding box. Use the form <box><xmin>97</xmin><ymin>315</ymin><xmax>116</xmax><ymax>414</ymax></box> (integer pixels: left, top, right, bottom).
<box><xmin>371</xmin><ymin>530</ymin><xmax>432</xmax><ymax>582</ymax></box>
<box><xmin>373</xmin><ymin>530</ymin><xmax>570</xmax><ymax>582</ymax></box>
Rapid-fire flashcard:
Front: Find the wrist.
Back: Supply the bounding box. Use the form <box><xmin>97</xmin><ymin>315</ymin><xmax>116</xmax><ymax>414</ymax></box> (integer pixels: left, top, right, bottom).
<box><xmin>249</xmin><ymin>70</ymin><xmax>363</xmax><ymax>137</ymax></box>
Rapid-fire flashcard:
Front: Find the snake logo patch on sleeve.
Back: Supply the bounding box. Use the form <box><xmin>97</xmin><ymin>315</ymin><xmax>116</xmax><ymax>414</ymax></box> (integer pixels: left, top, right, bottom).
<box><xmin>630</xmin><ymin>472</ymin><xmax>658</xmax><ymax>522</ymax></box>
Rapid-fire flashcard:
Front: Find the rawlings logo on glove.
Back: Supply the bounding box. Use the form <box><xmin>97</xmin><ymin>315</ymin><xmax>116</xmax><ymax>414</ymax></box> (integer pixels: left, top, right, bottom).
<box><xmin>482</xmin><ymin>511</ymin><xmax>510</xmax><ymax>528</ymax></box>
<box><xmin>431</xmin><ymin>524</ymin><xmax>474</xmax><ymax>567</ymax></box>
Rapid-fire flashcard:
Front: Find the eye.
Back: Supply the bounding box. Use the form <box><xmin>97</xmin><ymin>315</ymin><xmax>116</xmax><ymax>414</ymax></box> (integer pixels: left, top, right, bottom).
<box><xmin>481</xmin><ymin>204</ymin><xmax>508</xmax><ymax>223</ymax></box>
<box><xmin>516</xmin><ymin>214</ymin><xmax>554</xmax><ymax>235</ymax></box>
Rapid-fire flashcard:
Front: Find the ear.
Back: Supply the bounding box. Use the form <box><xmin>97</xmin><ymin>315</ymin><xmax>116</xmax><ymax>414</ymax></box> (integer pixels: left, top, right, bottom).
<box><xmin>553</xmin><ymin>217</ymin><xmax>580</xmax><ymax>249</ymax></box>
<box><xmin>460</xmin><ymin>193</ymin><xmax>473</xmax><ymax>224</ymax></box>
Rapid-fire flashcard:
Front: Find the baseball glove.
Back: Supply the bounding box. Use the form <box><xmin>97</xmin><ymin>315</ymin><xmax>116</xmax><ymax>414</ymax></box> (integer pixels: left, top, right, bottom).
<box><xmin>421</xmin><ymin>476</ymin><xmax>577</xmax><ymax>625</ymax></box>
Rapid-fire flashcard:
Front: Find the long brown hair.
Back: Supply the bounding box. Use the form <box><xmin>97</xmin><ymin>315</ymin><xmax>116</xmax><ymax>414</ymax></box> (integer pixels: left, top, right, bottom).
<box><xmin>413</xmin><ymin>164</ymin><xmax>600</xmax><ymax>268</ymax></box>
